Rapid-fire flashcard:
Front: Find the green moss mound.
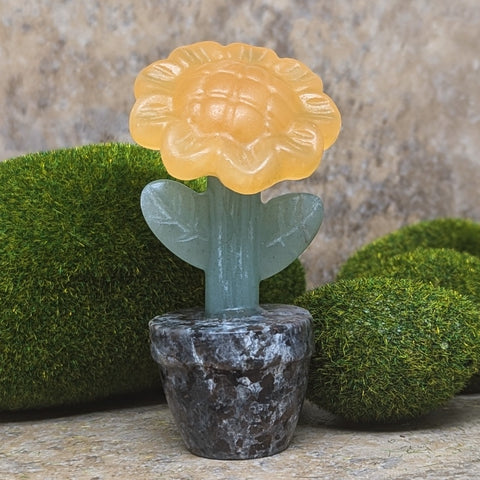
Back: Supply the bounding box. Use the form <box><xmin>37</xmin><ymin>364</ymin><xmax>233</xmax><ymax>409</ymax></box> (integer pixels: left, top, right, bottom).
<box><xmin>296</xmin><ymin>277</ymin><xmax>480</xmax><ymax>424</ymax></box>
<box><xmin>337</xmin><ymin>218</ymin><xmax>480</xmax><ymax>281</ymax></box>
<box><xmin>0</xmin><ymin>143</ymin><xmax>306</xmax><ymax>411</ymax></box>
<box><xmin>341</xmin><ymin>247</ymin><xmax>480</xmax><ymax>304</ymax></box>
<box><xmin>337</xmin><ymin>220</ymin><xmax>480</xmax><ymax>393</ymax></box>
<box><xmin>373</xmin><ymin>247</ymin><xmax>480</xmax><ymax>395</ymax></box>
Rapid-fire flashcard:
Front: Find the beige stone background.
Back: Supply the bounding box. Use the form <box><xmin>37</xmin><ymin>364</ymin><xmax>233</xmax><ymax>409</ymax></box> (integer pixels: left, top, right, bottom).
<box><xmin>1</xmin><ymin>0</ymin><xmax>479</xmax><ymax>287</ymax></box>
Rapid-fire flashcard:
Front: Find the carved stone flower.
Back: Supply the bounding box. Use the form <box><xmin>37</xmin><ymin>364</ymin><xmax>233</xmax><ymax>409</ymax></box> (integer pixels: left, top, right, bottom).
<box><xmin>130</xmin><ymin>41</ymin><xmax>341</xmax><ymax>194</ymax></box>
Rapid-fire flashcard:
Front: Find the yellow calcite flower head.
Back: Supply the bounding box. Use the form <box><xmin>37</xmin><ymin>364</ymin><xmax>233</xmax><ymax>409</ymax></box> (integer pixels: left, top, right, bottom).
<box><xmin>130</xmin><ymin>41</ymin><xmax>341</xmax><ymax>194</ymax></box>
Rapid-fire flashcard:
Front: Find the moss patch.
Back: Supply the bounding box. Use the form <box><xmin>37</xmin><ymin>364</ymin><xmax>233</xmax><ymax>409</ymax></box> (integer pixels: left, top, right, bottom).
<box><xmin>296</xmin><ymin>277</ymin><xmax>480</xmax><ymax>424</ymax></box>
<box><xmin>340</xmin><ymin>247</ymin><xmax>480</xmax><ymax>304</ymax></box>
<box><xmin>337</xmin><ymin>220</ymin><xmax>480</xmax><ymax>393</ymax></box>
<box><xmin>0</xmin><ymin>143</ymin><xmax>306</xmax><ymax>411</ymax></box>
<box><xmin>337</xmin><ymin>218</ymin><xmax>480</xmax><ymax>281</ymax></box>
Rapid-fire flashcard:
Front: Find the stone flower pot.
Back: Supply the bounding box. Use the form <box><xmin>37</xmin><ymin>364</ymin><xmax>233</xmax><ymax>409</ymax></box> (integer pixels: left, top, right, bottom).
<box><xmin>150</xmin><ymin>304</ymin><xmax>313</xmax><ymax>460</ymax></box>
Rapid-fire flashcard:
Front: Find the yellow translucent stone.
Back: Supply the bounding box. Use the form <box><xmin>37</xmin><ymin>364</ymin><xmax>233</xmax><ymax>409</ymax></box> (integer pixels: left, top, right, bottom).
<box><xmin>130</xmin><ymin>41</ymin><xmax>341</xmax><ymax>194</ymax></box>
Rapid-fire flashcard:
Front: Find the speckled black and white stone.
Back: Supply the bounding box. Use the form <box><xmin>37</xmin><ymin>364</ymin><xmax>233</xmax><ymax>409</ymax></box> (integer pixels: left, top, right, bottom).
<box><xmin>149</xmin><ymin>304</ymin><xmax>313</xmax><ymax>460</ymax></box>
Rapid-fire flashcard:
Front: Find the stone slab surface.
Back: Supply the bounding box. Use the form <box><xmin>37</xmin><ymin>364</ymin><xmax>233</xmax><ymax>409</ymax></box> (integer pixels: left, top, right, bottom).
<box><xmin>1</xmin><ymin>395</ymin><xmax>480</xmax><ymax>479</ymax></box>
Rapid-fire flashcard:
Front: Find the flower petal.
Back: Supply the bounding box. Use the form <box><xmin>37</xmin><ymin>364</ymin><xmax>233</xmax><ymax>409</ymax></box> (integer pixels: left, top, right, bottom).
<box><xmin>169</xmin><ymin>41</ymin><xmax>225</xmax><ymax>68</ymax></box>
<box><xmin>129</xmin><ymin>95</ymin><xmax>174</xmax><ymax>150</ymax></box>
<box><xmin>134</xmin><ymin>61</ymin><xmax>183</xmax><ymax>98</ymax></box>
<box><xmin>300</xmin><ymin>93</ymin><xmax>341</xmax><ymax>149</ymax></box>
<box><xmin>226</xmin><ymin>42</ymin><xmax>279</xmax><ymax>68</ymax></box>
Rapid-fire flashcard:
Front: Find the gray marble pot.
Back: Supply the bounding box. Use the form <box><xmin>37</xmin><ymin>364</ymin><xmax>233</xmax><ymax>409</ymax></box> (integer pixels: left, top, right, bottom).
<box><xmin>149</xmin><ymin>304</ymin><xmax>314</xmax><ymax>460</ymax></box>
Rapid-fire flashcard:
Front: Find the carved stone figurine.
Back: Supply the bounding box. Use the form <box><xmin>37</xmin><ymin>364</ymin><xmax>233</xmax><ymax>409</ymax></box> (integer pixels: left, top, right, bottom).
<box><xmin>129</xmin><ymin>41</ymin><xmax>341</xmax><ymax>459</ymax></box>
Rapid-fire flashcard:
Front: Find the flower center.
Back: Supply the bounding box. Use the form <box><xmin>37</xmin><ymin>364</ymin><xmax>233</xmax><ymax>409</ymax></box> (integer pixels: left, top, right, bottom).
<box><xmin>175</xmin><ymin>60</ymin><xmax>299</xmax><ymax>145</ymax></box>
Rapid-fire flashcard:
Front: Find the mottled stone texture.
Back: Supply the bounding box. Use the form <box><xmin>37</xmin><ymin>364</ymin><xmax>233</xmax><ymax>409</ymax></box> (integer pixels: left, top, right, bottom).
<box><xmin>149</xmin><ymin>305</ymin><xmax>313</xmax><ymax>459</ymax></box>
<box><xmin>1</xmin><ymin>0</ymin><xmax>479</xmax><ymax>285</ymax></box>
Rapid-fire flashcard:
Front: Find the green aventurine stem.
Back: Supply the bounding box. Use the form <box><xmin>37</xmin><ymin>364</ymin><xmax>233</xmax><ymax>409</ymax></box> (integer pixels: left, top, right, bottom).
<box><xmin>141</xmin><ymin>171</ymin><xmax>323</xmax><ymax>321</ymax></box>
<box><xmin>204</xmin><ymin>177</ymin><xmax>262</xmax><ymax>319</ymax></box>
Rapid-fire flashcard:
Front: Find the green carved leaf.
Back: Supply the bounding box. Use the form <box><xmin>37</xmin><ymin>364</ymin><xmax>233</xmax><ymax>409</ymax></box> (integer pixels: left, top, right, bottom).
<box><xmin>140</xmin><ymin>180</ymin><xmax>209</xmax><ymax>270</ymax></box>
<box><xmin>259</xmin><ymin>193</ymin><xmax>323</xmax><ymax>280</ymax></box>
